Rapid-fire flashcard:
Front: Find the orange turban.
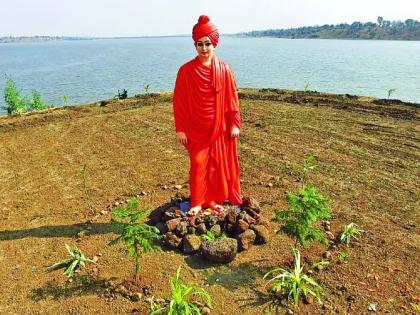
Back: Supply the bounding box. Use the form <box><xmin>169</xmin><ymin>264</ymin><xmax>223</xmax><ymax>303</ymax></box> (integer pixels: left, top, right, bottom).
<box><xmin>192</xmin><ymin>15</ymin><xmax>219</xmax><ymax>47</ymax></box>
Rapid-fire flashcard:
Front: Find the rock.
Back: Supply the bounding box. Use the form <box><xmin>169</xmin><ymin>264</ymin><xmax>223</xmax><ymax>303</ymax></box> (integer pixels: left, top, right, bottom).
<box><xmin>286</xmin><ymin>309</ymin><xmax>294</xmax><ymax>315</ymax></box>
<box><xmin>304</xmin><ymin>295</ymin><xmax>314</xmax><ymax>304</ymax></box>
<box><xmin>242</xmin><ymin>197</ymin><xmax>260</xmax><ymax>211</ymax></box>
<box><xmin>237</xmin><ymin>229</ymin><xmax>256</xmax><ymax>251</ymax></box>
<box><xmin>100</xmin><ymin>210</ymin><xmax>108</xmax><ymax>215</ymax></box>
<box><xmin>156</xmin><ymin>222</ymin><xmax>168</xmax><ymax>234</ymax></box>
<box><xmin>141</xmin><ymin>191</ymin><xmax>147</xmax><ymax>196</ymax></box>
<box><xmin>162</xmin><ymin>185</ymin><xmax>168</xmax><ymax>190</ymax></box>
<box><xmin>326</xmin><ymin>231</ymin><xmax>335</xmax><ymax>240</ymax></box>
<box><xmin>235</xmin><ymin>219</ymin><xmax>249</xmax><ymax>234</ymax></box>
<box><xmin>115</xmin><ymin>285</ymin><xmax>129</xmax><ymax>296</ymax></box>
<box><xmin>183</xmin><ymin>235</ymin><xmax>202</xmax><ymax>254</ymax></box>
<box><xmin>258</xmin><ymin>217</ymin><xmax>270</xmax><ymax>228</ymax></box>
<box><xmin>92</xmin><ymin>256</ymin><xmax>99</xmax><ymax>263</ymax></box>
<box><xmin>92</xmin><ymin>267</ymin><xmax>98</xmax><ymax>273</ymax></box>
<box><xmin>175</xmin><ymin>221</ymin><xmax>188</xmax><ymax>237</ymax></box>
<box><xmin>245</xmin><ymin>209</ymin><xmax>260</xmax><ymax>220</ymax></box>
<box><xmin>166</xmin><ymin>218</ymin><xmax>182</xmax><ymax>232</ymax></box>
<box><xmin>226</xmin><ymin>210</ymin><xmax>237</xmax><ymax>224</ymax></box>
<box><xmin>201</xmin><ymin>238</ymin><xmax>238</xmax><ymax>263</ymax></box>
<box><xmin>201</xmin><ymin>306</ymin><xmax>211</xmax><ymax>315</ymax></box>
<box><xmin>323</xmin><ymin>220</ymin><xmax>331</xmax><ymax>231</ymax></box>
<box><xmin>367</xmin><ymin>303</ymin><xmax>377</xmax><ymax>312</ymax></box>
<box><xmin>163</xmin><ymin>210</ymin><xmax>177</xmax><ymax>221</ymax></box>
<box><xmin>188</xmin><ymin>227</ymin><xmax>196</xmax><ymax>235</ymax></box>
<box><xmin>323</xmin><ymin>251</ymin><xmax>332</xmax><ymax>259</ymax></box>
<box><xmin>252</xmin><ymin>225</ymin><xmax>270</xmax><ymax>244</ymax></box>
<box><xmin>114</xmin><ymin>201</ymin><xmax>120</xmax><ymax>206</ymax></box>
<box><xmin>130</xmin><ymin>292</ymin><xmax>142</xmax><ymax>302</ymax></box>
<box><xmin>165</xmin><ymin>232</ymin><xmax>182</xmax><ymax>249</ymax></box>
<box><xmin>197</xmin><ymin>223</ymin><xmax>207</xmax><ymax>234</ymax></box>
<box><xmin>174</xmin><ymin>185</ymin><xmax>183</xmax><ymax>190</ymax></box>
<box><xmin>267</xmin><ymin>182</ymin><xmax>273</xmax><ymax>188</ymax></box>
<box><xmin>205</xmin><ymin>216</ymin><xmax>219</xmax><ymax>228</ymax></box>
<box><xmin>210</xmin><ymin>224</ymin><xmax>221</xmax><ymax>236</ymax></box>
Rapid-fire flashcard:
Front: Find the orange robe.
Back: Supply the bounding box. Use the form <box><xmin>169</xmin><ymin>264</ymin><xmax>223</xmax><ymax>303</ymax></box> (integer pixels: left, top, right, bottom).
<box><xmin>173</xmin><ymin>55</ymin><xmax>242</xmax><ymax>207</ymax></box>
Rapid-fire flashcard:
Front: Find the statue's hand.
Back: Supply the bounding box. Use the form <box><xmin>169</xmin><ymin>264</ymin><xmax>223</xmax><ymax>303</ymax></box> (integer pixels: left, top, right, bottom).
<box><xmin>230</xmin><ymin>125</ymin><xmax>240</xmax><ymax>138</ymax></box>
<box><xmin>176</xmin><ymin>131</ymin><xmax>188</xmax><ymax>144</ymax></box>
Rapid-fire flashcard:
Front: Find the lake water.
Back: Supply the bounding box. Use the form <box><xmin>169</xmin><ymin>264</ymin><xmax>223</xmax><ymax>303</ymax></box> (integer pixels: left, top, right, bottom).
<box><xmin>0</xmin><ymin>36</ymin><xmax>419</xmax><ymax>114</ymax></box>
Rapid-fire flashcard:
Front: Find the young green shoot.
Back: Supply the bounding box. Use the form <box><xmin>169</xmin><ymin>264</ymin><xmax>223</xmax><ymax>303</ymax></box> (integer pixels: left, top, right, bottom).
<box><xmin>201</xmin><ymin>231</ymin><xmax>227</xmax><ymax>242</ymax></box>
<box><xmin>109</xmin><ymin>198</ymin><xmax>162</xmax><ymax>284</ymax></box>
<box><xmin>264</xmin><ymin>247</ymin><xmax>323</xmax><ymax>307</ymax></box>
<box><xmin>387</xmin><ymin>88</ymin><xmax>397</xmax><ymax>99</ymax></box>
<box><xmin>303</xmin><ymin>82</ymin><xmax>310</xmax><ymax>92</ymax></box>
<box><xmin>144</xmin><ymin>83</ymin><xmax>151</xmax><ymax>95</ymax></box>
<box><xmin>30</xmin><ymin>90</ymin><xmax>46</xmax><ymax>110</ymax></box>
<box><xmin>340</xmin><ymin>223</ymin><xmax>364</xmax><ymax>246</ymax></box>
<box><xmin>46</xmin><ymin>244</ymin><xmax>95</xmax><ymax>278</ymax></box>
<box><xmin>149</xmin><ymin>266</ymin><xmax>212</xmax><ymax>315</ymax></box>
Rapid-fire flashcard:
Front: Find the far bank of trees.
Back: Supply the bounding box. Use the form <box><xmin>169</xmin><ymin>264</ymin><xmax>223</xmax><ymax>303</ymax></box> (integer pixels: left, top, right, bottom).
<box><xmin>240</xmin><ymin>17</ymin><xmax>420</xmax><ymax>40</ymax></box>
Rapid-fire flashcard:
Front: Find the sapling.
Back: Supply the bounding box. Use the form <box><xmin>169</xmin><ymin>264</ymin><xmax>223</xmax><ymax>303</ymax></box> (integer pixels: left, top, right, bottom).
<box><xmin>109</xmin><ymin>198</ymin><xmax>162</xmax><ymax>284</ymax></box>
<box><xmin>149</xmin><ymin>266</ymin><xmax>212</xmax><ymax>315</ymax></box>
<box><xmin>303</xmin><ymin>82</ymin><xmax>310</xmax><ymax>92</ymax></box>
<box><xmin>264</xmin><ymin>247</ymin><xmax>323</xmax><ymax>306</ymax></box>
<box><xmin>340</xmin><ymin>223</ymin><xmax>364</xmax><ymax>246</ymax></box>
<box><xmin>29</xmin><ymin>90</ymin><xmax>46</xmax><ymax>110</ymax></box>
<box><xmin>144</xmin><ymin>83</ymin><xmax>151</xmax><ymax>95</ymax></box>
<box><xmin>46</xmin><ymin>244</ymin><xmax>95</xmax><ymax>277</ymax></box>
<box><xmin>275</xmin><ymin>154</ymin><xmax>331</xmax><ymax>247</ymax></box>
<box><xmin>387</xmin><ymin>88</ymin><xmax>396</xmax><ymax>99</ymax></box>
<box><xmin>62</xmin><ymin>95</ymin><xmax>68</xmax><ymax>105</ymax></box>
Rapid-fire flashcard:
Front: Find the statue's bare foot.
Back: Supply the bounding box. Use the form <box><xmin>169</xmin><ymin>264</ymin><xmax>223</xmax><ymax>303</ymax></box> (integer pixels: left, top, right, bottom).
<box><xmin>209</xmin><ymin>201</ymin><xmax>224</xmax><ymax>212</ymax></box>
<box><xmin>188</xmin><ymin>205</ymin><xmax>202</xmax><ymax>216</ymax></box>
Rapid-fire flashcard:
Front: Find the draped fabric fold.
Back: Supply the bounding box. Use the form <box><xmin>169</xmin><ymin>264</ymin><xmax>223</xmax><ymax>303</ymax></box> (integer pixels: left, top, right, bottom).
<box><xmin>173</xmin><ymin>55</ymin><xmax>242</xmax><ymax>207</ymax></box>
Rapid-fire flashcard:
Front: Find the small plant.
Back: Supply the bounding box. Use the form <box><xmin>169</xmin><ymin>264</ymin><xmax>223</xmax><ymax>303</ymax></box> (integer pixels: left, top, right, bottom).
<box><xmin>80</xmin><ymin>164</ymin><xmax>95</xmax><ymax>215</ymax></box>
<box><xmin>275</xmin><ymin>154</ymin><xmax>331</xmax><ymax>246</ymax></box>
<box><xmin>149</xmin><ymin>266</ymin><xmax>212</xmax><ymax>315</ymax></box>
<box><xmin>201</xmin><ymin>231</ymin><xmax>227</xmax><ymax>241</ymax></box>
<box><xmin>45</xmin><ymin>244</ymin><xmax>95</xmax><ymax>277</ymax></box>
<box><xmin>311</xmin><ymin>259</ymin><xmax>330</xmax><ymax>270</ymax></box>
<box><xmin>109</xmin><ymin>198</ymin><xmax>162</xmax><ymax>284</ymax></box>
<box><xmin>340</xmin><ymin>223</ymin><xmax>364</xmax><ymax>246</ymax></box>
<box><xmin>264</xmin><ymin>247</ymin><xmax>323</xmax><ymax>306</ymax></box>
<box><xmin>114</xmin><ymin>89</ymin><xmax>128</xmax><ymax>100</ymax></box>
<box><xmin>3</xmin><ymin>75</ymin><xmax>29</xmax><ymax>115</ymax></box>
<box><xmin>387</xmin><ymin>88</ymin><xmax>396</xmax><ymax>99</ymax></box>
<box><xmin>275</xmin><ymin>185</ymin><xmax>331</xmax><ymax>246</ymax></box>
<box><xmin>29</xmin><ymin>90</ymin><xmax>46</xmax><ymax>110</ymax></box>
<box><xmin>303</xmin><ymin>82</ymin><xmax>310</xmax><ymax>92</ymax></box>
<box><xmin>144</xmin><ymin>83</ymin><xmax>151</xmax><ymax>95</ymax></box>
<box><xmin>62</xmin><ymin>95</ymin><xmax>68</xmax><ymax>105</ymax></box>
<box><xmin>338</xmin><ymin>251</ymin><xmax>348</xmax><ymax>262</ymax></box>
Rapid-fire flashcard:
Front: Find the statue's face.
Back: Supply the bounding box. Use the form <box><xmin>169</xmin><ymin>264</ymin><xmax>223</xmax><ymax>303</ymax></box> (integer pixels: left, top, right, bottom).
<box><xmin>194</xmin><ymin>36</ymin><xmax>214</xmax><ymax>60</ymax></box>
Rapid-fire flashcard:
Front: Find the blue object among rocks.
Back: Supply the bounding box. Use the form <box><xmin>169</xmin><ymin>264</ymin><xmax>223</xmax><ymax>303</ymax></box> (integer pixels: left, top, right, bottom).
<box><xmin>180</xmin><ymin>201</ymin><xmax>191</xmax><ymax>212</ymax></box>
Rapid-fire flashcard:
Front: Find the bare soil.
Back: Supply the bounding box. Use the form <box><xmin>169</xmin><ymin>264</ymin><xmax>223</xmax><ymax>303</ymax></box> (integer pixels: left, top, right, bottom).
<box><xmin>0</xmin><ymin>89</ymin><xmax>419</xmax><ymax>315</ymax></box>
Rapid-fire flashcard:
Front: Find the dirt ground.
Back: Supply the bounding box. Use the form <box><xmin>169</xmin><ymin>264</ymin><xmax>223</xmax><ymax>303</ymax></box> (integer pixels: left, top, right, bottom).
<box><xmin>0</xmin><ymin>89</ymin><xmax>419</xmax><ymax>315</ymax></box>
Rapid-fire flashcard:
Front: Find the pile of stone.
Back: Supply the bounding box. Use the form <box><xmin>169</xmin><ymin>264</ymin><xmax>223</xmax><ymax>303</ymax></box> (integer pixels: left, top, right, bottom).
<box><xmin>148</xmin><ymin>195</ymin><xmax>270</xmax><ymax>263</ymax></box>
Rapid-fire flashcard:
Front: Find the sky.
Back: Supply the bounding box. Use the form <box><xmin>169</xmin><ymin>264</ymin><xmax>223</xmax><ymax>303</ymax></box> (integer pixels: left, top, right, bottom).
<box><xmin>1</xmin><ymin>0</ymin><xmax>420</xmax><ymax>37</ymax></box>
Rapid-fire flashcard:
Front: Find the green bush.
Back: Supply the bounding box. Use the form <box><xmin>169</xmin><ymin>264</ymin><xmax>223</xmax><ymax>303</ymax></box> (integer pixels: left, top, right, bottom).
<box><xmin>276</xmin><ymin>186</ymin><xmax>331</xmax><ymax>246</ymax></box>
<box><xmin>3</xmin><ymin>76</ymin><xmax>29</xmax><ymax>115</ymax></box>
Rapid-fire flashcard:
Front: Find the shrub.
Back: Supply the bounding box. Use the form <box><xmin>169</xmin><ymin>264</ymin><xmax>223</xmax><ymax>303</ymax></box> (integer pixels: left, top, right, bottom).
<box><xmin>275</xmin><ymin>185</ymin><xmax>331</xmax><ymax>246</ymax></box>
<box><xmin>3</xmin><ymin>75</ymin><xmax>29</xmax><ymax>115</ymax></box>
<box><xmin>275</xmin><ymin>154</ymin><xmax>331</xmax><ymax>246</ymax></box>
<box><xmin>149</xmin><ymin>266</ymin><xmax>212</xmax><ymax>315</ymax></box>
<box><xmin>109</xmin><ymin>198</ymin><xmax>161</xmax><ymax>284</ymax></box>
<box><xmin>264</xmin><ymin>247</ymin><xmax>323</xmax><ymax>306</ymax></box>
<box><xmin>29</xmin><ymin>90</ymin><xmax>46</xmax><ymax>110</ymax></box>
<box><xmin>201</xmin><ymin>231</ymin><xmax>227</xmax><ymax>241</ymax></box>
